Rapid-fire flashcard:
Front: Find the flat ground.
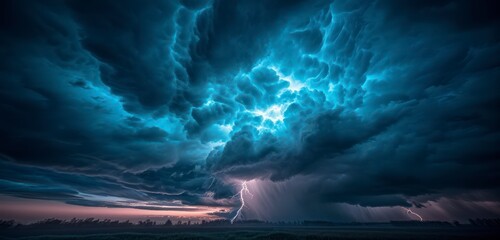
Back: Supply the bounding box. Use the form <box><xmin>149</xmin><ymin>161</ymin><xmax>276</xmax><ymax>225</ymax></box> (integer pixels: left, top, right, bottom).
<box><xmin>1</xmin><ymin>226</ymin><xmax>499</xmax><ymax>240</ymax></box>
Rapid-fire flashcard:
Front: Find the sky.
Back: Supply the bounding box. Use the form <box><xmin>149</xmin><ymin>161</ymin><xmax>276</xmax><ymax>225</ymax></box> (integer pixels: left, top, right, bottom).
<box><xmin>0</xmin><ymin>0</ymin><xmax>499</xmax><ymax>223</ymax></box>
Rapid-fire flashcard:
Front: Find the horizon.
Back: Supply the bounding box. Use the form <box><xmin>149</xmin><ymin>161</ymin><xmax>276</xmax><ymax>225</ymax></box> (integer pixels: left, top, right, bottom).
<box><xmin>1</xmin><ymin>180</ymin><xmax>499</xmax><ymax>224</ymax></box>
<box><xmin>4</xmin><ymin>216</ymin><xmax>499</xmax><ymax>225</ymax></box>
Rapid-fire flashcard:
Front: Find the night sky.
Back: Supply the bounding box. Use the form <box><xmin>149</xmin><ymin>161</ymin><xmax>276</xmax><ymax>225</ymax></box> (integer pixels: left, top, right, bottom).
<box><xmin>1</xmin><ymin>0</ymin><xmax>500</xmax><ymax>223</ymax></box>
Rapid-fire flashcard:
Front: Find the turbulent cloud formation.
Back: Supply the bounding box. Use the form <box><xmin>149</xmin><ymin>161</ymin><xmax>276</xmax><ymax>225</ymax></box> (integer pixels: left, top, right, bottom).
<box><xmin>1</xmin><ymin>0</ymin><xmax>499</xmax><ymax>221</ymax></box>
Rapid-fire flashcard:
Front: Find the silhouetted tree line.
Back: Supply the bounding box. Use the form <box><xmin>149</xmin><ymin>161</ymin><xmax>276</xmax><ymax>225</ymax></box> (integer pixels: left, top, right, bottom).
<box><xmin>0</xmin><ymin>218</ymin><xmax>211</xmax><ymax>229</ymax></box>
<box><xmin>0</xmin><ymin>220</ymin><xmax>17</xmax><ymax>229</ymax></box>
<box><xmin>1</xmin><ymin>218</ymin><xmax>149</xmax><ymax>229</ymax></box>
<box><xmin>469</xmin><ymin>218</ymin><xmax>500</xmax><ymax>227</ymax></box>
<box><xmin>0</xmin><ymin>219</ymin><xmax>297</xmax><ymax>228</ymax></box>
<box><xmin>1</xmin><ymin>218</ymin><xmax>500</xmax><ymax>229</ymax></box>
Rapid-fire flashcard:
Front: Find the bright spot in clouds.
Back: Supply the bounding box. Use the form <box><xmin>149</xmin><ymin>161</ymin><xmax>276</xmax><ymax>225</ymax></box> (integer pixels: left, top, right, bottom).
<box><xmin>270</xmin><ymin>66</ymin><xmax>305</xmax><ymax>93</ymax></box>
<box><xmin>252</xmin><ymin>104</ymin><xmax>286</xmax><ymax>124</ymax></box>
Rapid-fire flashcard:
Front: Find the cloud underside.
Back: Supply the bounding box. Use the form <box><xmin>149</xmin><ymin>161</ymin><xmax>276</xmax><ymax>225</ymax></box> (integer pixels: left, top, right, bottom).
<box><xmin>0</xmin><ymin>0</ymin><xmax>499</xmax><ymax>220</ymax></box>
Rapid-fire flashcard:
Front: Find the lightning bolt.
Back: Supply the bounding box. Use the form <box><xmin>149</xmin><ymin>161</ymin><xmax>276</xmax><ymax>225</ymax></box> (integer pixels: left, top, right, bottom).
<box><xmin>230</xmin><ymin>181</ymin><xmax>253</xmax><ymax>224</ymax></box>
<box><xmin>402</xmin><ymin>207</ymin><xmax>423</xmax><ymax>221</ymax></box>
<box><xmin>207</xmin><ymin>177</ymin><xmax>216</xmax><ymax>190</ymax></box>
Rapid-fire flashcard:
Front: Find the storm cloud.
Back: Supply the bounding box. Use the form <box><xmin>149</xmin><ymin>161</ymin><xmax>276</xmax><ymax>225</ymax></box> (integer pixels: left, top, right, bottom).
<box><xmin>1</xmin><ymin>0</ymin><xmax>499</xmax><ymax>221</ymax></box>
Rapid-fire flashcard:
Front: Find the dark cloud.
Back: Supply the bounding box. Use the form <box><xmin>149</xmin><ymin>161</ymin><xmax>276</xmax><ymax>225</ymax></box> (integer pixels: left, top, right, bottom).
<box><xmin>1</xmin><ymin>0</ymin><xmax>499</xmax><ymax>221</ymax></box>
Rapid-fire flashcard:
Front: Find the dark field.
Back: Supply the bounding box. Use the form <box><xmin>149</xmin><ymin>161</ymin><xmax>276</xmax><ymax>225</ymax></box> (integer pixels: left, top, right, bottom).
<box><xmin>1</xmin><ymin>226</ymin><xmax>500</xmax><ymax>240</ymax></box>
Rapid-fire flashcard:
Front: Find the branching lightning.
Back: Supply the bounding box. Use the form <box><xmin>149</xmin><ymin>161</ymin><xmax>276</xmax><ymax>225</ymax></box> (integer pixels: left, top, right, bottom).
<box><xmin>230</xmin><ymin>181</ymin><xmax>253</xmax><ymax>224</ymax></box>
<box><xmin>402</xmin><ymin>207</ymin><xmax>423</xmax><ymax>221</ymax></box>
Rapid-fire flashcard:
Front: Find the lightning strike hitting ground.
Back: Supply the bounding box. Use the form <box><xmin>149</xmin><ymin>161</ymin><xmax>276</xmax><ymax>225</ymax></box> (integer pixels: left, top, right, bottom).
<box><xmin>402</xmin><ymin>207</ymin><xmax>423</xmax><ymax>221</ymax></box>
<box><xmin>230</xmin><ymin>181</ymin><xmax>253</xmax><ymax>224</ymax></box>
